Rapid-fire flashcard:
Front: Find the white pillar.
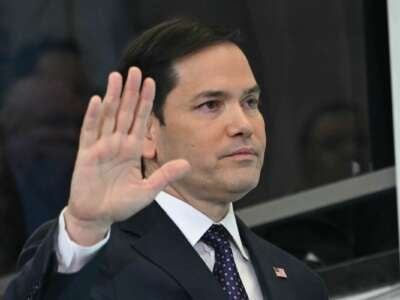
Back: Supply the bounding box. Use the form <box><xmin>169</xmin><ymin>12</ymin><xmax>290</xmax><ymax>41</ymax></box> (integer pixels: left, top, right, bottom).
<box><xmin>387</xmin><ymin>0</ymin><xmax>400</xmax><ymax>263</ymax></box>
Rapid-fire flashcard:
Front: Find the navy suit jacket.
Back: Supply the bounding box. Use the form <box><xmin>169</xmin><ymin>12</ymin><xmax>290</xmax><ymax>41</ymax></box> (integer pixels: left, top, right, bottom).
<box><xmin>5</xmin><ymin>202</ymin><xmax>328</xmax><ymax>299</ymax></box>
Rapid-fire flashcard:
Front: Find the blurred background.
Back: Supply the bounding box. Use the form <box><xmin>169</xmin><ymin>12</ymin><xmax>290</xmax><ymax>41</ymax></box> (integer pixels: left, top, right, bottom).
<box><xmin>0</xmin><ymin>0</ymin><xmax>398</xmax><ymax>298</ymax></box>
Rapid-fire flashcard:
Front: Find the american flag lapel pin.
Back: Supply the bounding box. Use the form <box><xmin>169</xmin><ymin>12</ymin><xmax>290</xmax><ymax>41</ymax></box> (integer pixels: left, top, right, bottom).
<box><xmin>273</xmin><ymin>266</ymin><xmax>288</xmax><ymax>279</ymax></box>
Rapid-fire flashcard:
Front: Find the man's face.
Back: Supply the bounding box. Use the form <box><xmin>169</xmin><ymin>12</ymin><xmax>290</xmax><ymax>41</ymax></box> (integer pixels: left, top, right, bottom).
<box><xmin>148</xmin><ymin>42</ymin><xmax>266</xmax><ymax>204</ymax></box>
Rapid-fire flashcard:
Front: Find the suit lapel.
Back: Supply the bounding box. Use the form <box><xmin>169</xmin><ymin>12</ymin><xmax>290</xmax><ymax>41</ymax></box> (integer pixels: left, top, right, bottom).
<box><xmin>119</xmin><ymin>202</ymin><xmax>227</xmax><ymax>300</ymax></box>
<box><xmin>238</xmin><ymin>219</ymin><xmax>297</xmax><ymax>300</ymax></box>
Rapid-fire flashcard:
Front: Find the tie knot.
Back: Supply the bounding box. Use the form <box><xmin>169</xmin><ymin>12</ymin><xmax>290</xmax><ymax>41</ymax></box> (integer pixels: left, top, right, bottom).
<box><xmin>201</xmin><ymin>224</ymin><xmax>230</xmax><ymax>250</ymax></box>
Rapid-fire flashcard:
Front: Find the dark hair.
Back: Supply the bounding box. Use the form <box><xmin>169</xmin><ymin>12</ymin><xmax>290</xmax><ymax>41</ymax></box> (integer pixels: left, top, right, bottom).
<box><xmin>117</xmin><ymin>18</ymin><xmax>241</xmax><ymax>124</ymax></box>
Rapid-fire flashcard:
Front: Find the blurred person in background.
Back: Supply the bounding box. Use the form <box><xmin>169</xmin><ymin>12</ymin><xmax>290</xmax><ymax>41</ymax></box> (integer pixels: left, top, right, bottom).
<box><xmin>0</xmin><ymin>39</ymin><xmax>86</xmax><ymax>235</ymax></box>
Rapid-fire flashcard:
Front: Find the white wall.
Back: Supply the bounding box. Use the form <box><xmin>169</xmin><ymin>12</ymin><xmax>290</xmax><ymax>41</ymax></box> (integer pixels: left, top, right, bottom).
<box><xmin>387</xmin><ymin>0</ymin><xmax>400</xmax><ymax>255</ymax></box>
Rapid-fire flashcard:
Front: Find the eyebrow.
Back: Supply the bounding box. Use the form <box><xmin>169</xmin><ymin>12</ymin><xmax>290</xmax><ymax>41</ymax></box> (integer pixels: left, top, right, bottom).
<box><xmin>190</xmin><ymin>84</ymin><xmax>261</xmax><ymax>102</ymax></box>
<box><xmin>241</xmin><ymin>85</ymin><xmax>261</xmax><ymax>98</ymax></box>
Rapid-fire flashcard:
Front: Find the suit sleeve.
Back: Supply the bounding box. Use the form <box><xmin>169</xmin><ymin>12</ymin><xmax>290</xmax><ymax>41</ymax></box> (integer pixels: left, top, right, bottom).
<box><xmin>3</xmin><ymin>219</ymin><xmax>110</xmax><ymax>300</ymax></box>
<box><xmin>3</xmin><ymin>220</ymin><xmax>59</xmax><ymax>299</ymax></box>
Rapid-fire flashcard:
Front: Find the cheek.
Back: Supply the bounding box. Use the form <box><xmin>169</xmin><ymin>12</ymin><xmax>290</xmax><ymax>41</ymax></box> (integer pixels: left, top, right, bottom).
<box><xmin>261</xmin><ymin>129</ymin><xmax>267</xmax><ymax>149</ymax></box>
<box><xmin>184</xmin><ymin>139</ymin><xmax>211</xmax><ymax>160</ymax></box>
<box><xmin>157</xmin><ymin>128</ymin><xmax>201</xmax><ymax>161</ymax></box>
<box><xmin>180</xmin><ymin>137</ymin><xmax>219</xmax><ymax>169</ymax></box>
<box><xmin>158</xmin><ymin>119</ymin><xmax>224</xmax><ymax>165</ymax></box>
<box><xmin>255</xmin><ymin>119</ymin><xmax>267</xmax><ymax>145</ymax></box>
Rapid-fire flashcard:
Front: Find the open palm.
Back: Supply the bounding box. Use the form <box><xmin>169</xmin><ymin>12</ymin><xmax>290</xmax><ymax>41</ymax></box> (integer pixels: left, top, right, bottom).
<box><xmin>65</xmin><ymin>67</ymin><xmax>190</xmax><ymax>245</ymax></box>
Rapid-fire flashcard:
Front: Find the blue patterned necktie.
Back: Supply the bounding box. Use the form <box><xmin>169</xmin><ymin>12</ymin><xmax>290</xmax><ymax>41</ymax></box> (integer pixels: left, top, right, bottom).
<box><xmin>201</xmin><ymin>224</ymin><xmax>249</xmax><ymax>300</ymax></box>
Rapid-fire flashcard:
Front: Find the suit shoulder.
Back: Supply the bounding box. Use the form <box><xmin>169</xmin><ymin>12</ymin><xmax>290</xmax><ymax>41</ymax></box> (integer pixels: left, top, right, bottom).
<box><xmin>240</xmin><ymin>223</ymin><xmax>328</xmax><ymax>298</ymax></box>
<box><xmin>254</xmin><ymin>232</ymin><xmax>319</xmax><ymax>274</ymax></box>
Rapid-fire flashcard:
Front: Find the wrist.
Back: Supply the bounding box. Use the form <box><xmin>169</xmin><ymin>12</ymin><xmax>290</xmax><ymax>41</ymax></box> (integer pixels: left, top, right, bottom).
<box><xmin>64</xmin><ymin>208</ymin><xmax>110</xmax><ymax>246</ymax></box>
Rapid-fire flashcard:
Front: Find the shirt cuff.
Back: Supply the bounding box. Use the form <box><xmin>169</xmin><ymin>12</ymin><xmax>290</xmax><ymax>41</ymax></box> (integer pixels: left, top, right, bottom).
<box><xmin>55</xmin><ymin>207</ymin><xmax>110</xmax><ymax>273</ymax></box>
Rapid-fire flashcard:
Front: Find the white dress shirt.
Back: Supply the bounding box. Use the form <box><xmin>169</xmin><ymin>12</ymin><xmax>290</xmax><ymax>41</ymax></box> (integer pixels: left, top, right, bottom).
<box><xmin>56</xmin><ymin>191</ymin><xmax>264</xmax><ymax>299</ymax></box>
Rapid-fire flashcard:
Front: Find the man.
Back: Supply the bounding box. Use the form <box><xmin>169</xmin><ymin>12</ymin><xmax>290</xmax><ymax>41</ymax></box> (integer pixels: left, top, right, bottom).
<box><xmin>5</xmin><ymin>18</ymin><xmax>328</xmax><ymax>299</ymax></box>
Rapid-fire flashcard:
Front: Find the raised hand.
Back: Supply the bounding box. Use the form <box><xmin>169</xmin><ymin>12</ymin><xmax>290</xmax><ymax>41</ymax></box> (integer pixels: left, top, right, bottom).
<box><xmin>64</xmin><ymin>67</ymin><xmax>190</xmax><ymax>246</ymax></box>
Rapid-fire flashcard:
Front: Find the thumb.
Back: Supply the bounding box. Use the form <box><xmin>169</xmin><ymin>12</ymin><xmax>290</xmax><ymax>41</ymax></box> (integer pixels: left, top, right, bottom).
<box><xmin>146</xmin><ymin>159</ymin><xmax>191</xmax><ymax>192</ymax></box>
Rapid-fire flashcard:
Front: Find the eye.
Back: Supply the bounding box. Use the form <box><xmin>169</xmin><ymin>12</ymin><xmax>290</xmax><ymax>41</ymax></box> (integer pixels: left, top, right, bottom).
<box><xmin>197</xmin><ymin>100</ymin><xmax>222</xmax><ymax>112</ymax></box>
<box><xmin>243</xmin><ymin>97</ymin><xmax>260</xmax><ymax>109</ymax></box>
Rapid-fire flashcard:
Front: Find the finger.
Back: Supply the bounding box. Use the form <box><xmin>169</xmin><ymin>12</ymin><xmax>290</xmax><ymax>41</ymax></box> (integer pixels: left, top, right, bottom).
<box><xmin>129</xmin><ymin>77</ymin><xmax>156</xmax><ymax>141</ymax></box>
<box><xmin>116</xmin><ymin>67</ymin><xmax>142</xmax><ymax>134</ymax></box>
<box><xmin>79</xmin><ymin>95</ymin><xmax>102</xmax><ymax>149</ymax></box>
<box><xmin>100</xmin><ymin>72</ymin><xmax>123</xmax><ymax>136</ymax></box>
<box><xmin>145</xmin><ymin>159</ymin><xmax>191</xmax><ymax>193</ymax></box>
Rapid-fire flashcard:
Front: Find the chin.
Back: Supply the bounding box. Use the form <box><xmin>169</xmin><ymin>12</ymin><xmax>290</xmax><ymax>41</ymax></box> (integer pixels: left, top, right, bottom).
<box><xmin>223</xmin><ymin>175</ymin><xmax>260</xmax><ymax>198</ymax></box>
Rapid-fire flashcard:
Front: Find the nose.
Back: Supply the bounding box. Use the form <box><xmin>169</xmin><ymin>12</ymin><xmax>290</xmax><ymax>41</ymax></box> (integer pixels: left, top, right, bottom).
<box><xmin>226</xmin><ymin>105</ymin><xmax>253</xmax><ymax>138</ymax></box>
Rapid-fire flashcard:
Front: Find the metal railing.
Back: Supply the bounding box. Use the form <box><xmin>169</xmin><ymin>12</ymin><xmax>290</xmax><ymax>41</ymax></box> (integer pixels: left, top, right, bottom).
<box><xmin>237</xmin><ymin>167</ymin><xmax>395</xmax><ymax>227</ymax></box>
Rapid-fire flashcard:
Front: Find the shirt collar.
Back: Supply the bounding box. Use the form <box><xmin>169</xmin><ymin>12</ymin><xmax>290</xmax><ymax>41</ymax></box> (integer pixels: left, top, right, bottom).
<box><xmin>155</xmin><ymin>191</ymin><xmax>249</xmax><ymax>260</ymax></box>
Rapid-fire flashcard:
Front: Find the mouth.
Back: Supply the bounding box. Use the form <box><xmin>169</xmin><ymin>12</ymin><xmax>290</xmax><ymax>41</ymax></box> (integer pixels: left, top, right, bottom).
<box><xmin>223</xmin><ymin>147</ymin><xmax>257</xmax><ymax>158</ymax></box>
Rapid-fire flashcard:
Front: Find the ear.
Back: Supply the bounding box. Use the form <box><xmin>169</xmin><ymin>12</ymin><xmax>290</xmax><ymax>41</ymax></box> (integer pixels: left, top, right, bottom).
<box><xmin>142</xmin><ymin>114</ymin><xmax>158</xmax><ymax>159</ymax></box>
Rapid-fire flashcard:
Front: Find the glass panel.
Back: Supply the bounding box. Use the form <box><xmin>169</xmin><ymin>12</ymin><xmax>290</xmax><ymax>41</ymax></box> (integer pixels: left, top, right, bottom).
<box><xmin>239</xmin><ymin>0</ymin><xmax>394</xmax><ymax>206</ymax></box>
<box><xmin>252</xmin><ymin>188</ymin><xmax>399</xmax><ymax>297</ymax></box>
